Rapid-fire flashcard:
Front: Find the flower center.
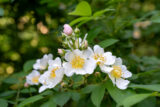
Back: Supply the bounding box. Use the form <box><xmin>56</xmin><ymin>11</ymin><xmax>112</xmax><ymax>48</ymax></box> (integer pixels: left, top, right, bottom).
<box><xmin>50</xmin><ymin>67</ymin><xmax>59</xmax><ymax>78</ymax></box>
<box><xmin>93</xmin><ymin>54</ymin><xmax>105</xmax><ymax>65</ymax></box>
<box><xmin>111</xmin><ymin>66</ymin><xmax>122</xmax><ymax>78</ymax></box>
<box><xmin>32</xmin><ymin>76</ymin><xmax>39</xmax><ymax>83</ymax></box>
<box><xmin>71</xmin><ymin>56</ymin><xmax>85</xmax><ymax>69</ymax></box>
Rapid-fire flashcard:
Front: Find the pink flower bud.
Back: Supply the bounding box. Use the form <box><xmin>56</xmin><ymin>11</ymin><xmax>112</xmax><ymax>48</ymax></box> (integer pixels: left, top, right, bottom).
<box><xmin>63</xmin><ymin>24</ymin><xmax>73</xmax><ymax>35</ymax></box>
<box><xmin>24</xmin><ymin>82</ymin><xmax>29</xmax><ymax>88</ymax></box>
<box><xmin>58</xmin><ymin>49</ymin><xmax>63</xmax><ymax>54</ymax></box>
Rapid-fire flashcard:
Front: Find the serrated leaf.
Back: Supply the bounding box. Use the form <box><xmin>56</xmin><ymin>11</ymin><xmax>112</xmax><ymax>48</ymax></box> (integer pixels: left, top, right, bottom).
<box><xmin>20</xmin><ymin>87</ymin><xmax>37</xmax><ymax>93</ymax></box>
<box><xmin>150</xmin><ymin>14</ymin><xmax>160</xmax><ymax>23</ymax></box>
<box><xmin>93</xmin><ymin>8</ymin><xmax>115</xmax><ymax>17</ymax></box>
<box><xmin>53</xmin><ymin>92</ymin><xmax>71</xmax><ymax>106</ymax></box>
<box><xmin>23</xmin><ymin>60</ymin><xmax>35</xmax><ymax>72</ymax></box>
<box><xmin>72</xmin><ymin>75</ymin><xmax>85</xmax><ymax>88</ymax></box>
<box><xmin>69</xmin><ymin>1</ymin><xmax>92</xmax><ymax>16</ymax></box>
<box><xmin>98</xmin><ymin>39</ymin><xmax>119</xmax><ymax>48</ymax></box>
<box><xmin>71</xmin><ymin>91</ymin><xmax>80</xmax><ymax>101</ymax></box>
<box><xmin>120</xmin><ymin>93</ymin><xmax>152</xmax><ymax>107</ymax></box>
<box><xmin>104</xmin><ymin>81</ymin><xmax>135</xmax><ymax>104</ymax></box>
<box><xmin>129</xmin><ymin>84</ymin><xmax>160</xmax><ymax>92</ymax></box>
<box><xmin>0</xmin><ymin>91</ymin><xmax>16</xmax><ymax>98</ymax></box>
<box><xmin>81</xmin><ymin>84</ymin><xmax>97</xmax><ymax>94</ymax></box>
<box><xmin>0</xmin><ymin>99</ymin><xmax>8</xmax><ymax>107</ymax></box>
<box><xmin>41</xmin><ymin>97</ymin><xmax>56</xmax><ymax>107</ymax></box>
<box><xmin>88</xmin><ymin>27</ymin><xmax>102</xmax><ymax>43</ymax></box>
<box><xmin>91</xmin><ymin>84</ymin><xmax>105</xmax><ymax>107</ymax></box>
<box><xmin>69</xmin><ymin>17</ymin><xmax>91</xmax><ymax>26</ymax></box>
<box><xmin>18</xmin><ymin>95</ymin><xmax>43</xmax><ymax>107</ymax></box>
<box><xmin>137</xmin><ymin>97</ymin><xmax>156</xmax><ymax>107</ymax></box>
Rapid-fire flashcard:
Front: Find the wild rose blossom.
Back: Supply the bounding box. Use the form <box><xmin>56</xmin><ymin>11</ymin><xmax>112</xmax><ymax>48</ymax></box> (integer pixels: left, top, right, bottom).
<box><xmin>63</xmin><ymin>24</ymin><xmax>73</xmax><ymax>35</ymax></box>
<box><xmin>25</xmin><ymin>24</ymin><xmax>132</xmax><ymax>92</ymax></box>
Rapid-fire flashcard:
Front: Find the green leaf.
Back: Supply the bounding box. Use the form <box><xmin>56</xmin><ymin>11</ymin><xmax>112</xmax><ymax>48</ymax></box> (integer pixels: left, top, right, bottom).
<box><xmin>23</xmin><ymin>60</ymin><xmax>35</xmax><ymax>72</ymax></box>
<box><xmin>129</xmin><ymin>84</ymin><xmax>160</xmax><ymax>92</ymax></box>
<box><xmin>69</xmin><ymin>17</ymin><xmax>91</xmax><ymax>26</ymax></box>
<box><xmin>0</xmin><ymin>91</ymin><xmax>16</xmax><ymax>98</ymax></box>
<box><xmin>88</xmin><ymin>27</ymin><xmax>102</xmax><ymax>43</ymax></box>
<box><xmin>69</xmin><ymin>1</ymin><xmax>92</xmax><ymax>16</ymax></box>
<box><xmin>120</xmin><ymin>93</ymin><xmax>152</xmax><ymax>107</ymax></box>
<box><xmin>98</xmin><ymin>39</ymin><xmax>119</xmax><ymax>48</ymax></box>
<box><xmin>41</xmin><ymin>97</ymin><xmax>56</xmax><ymax>107</ymax></box>
<box><xmin>150</xmin><ymin>14</ymin><xmax>160</xmax><ymax>23</ymax></box>
<box><xmin>91</xmin><ymin>84</ymin><xmax>105</xmax><ymax>107</ymax></box>
<box><xmin>71</xmin><ymin>91</ymin><xmax>81</xmax><ymax>101</ymax></box>
<box><xmin>3</xmin><ymin>77</ymin><xmax>19</xmax><ymax>84</ymax></box>
<box><xmin>0</xmin><ymin>99</ymin><xmax>8</xmax><ymax>107</ymax></box>
<box><xmin>72</xmin><ymin>75</ymin><xmax>85</xmax><ymax>88</ymax></box>
<box><xmin>18</xmin><ymin>95</ymin><xmax>43</xmax><ymax>107</ymax></box>
<box><xmin>53</xmin><ymin>92</ymin><xmax>71</xmax><ymax>106</ymax></box>
<box><xmin>104</xmin><ymin>81</ymin><xmax>135</xmax><ymax>104</ymax></box>
<box><xmin>137</xmin><ymin>97</ymin><xmax>156</xmax><ymax>107</ymax></box>
<box><xmin>20</xmin><ymin>87</ymin><xmax>37</xmax><ymax>93</ymax></box>
<box><xmin>93</xmin><ymin>8</ymin><xmax>115</xmax><ymax>17</ymax></box>
<box><xmin>81</xmin><ymin>84</ymin><xmax>97</xmax><ymax>94</ymax></box>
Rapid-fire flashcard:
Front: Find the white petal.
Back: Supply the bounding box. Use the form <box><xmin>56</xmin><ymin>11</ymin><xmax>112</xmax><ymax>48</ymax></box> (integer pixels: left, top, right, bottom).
<box><xmin>73</xmin><ymin>49</ymin><xmax>83</xmax><ymax>56</ymax></box>
<box><xmin>100</xmin><ymin>65</ymin><xmax>113</xmax><ymax>73</ymax></box>
<box><xmin>103</xmin><ymin>52</ymin><xmax>116</xmax><ymax>65</ymax></box>
<box><xmin>26</xmin><ymin>70</ymin><xmax>40</xmax><ymax>85</ymax></box>
<box><xmin>48</xmin><ymin>57</ymin><xmax>61</xmax><ymax>68</ymax></box>
<box><xmin>65</xmin><ymin>51</ymin><xmax>73</xmax><ymax>61</ymax></box>
<box><xmin>47</xmin><ymin>54</ymin><xmax>53</xmax><ymax>60</ymax></box>
<box><xmin>83</xmin><ymin>58</ymin><xmax>97</xmax><ymax>74</ymax></box>
<box><xmin>121</xmin><ymin>65</ymin><xmax>132</xmax><ymax>78</ymax></box>
<box><xmin>114</xmin><ymin>57</ymin><xmax>122</xmax><ymax>65</ymax></box>
<box><xmin>63</xmin><ymin>63</ymin><xmax>74</xmax><ymax>77</ymax></box>
<box><xmin>83</xmin><ymin>47</ymin><xmax>93</xmax><ymax>58</ymax></box>
<box><xmin>108</xmin><ymin>74</ymin><xmax>116</xmax><ymax>84</ymax></box>
<box><xmin>75</xmin><ymin>69</ymin><xmax>86</xmax><ymax>75</ymax></box>
<box><xmin>39</xmin><ymin>86</ymin><xmax>47</xmax><ymax>93</ymax></box>
<box><xmin>116</xmin><ymin>78</ymin><xmax>130</xmax><ymax>90</ymax></box>
<box><xmin>93</xmin><ymin>45</ymin><xmax>104</xmax><ymax>54</ymax></box>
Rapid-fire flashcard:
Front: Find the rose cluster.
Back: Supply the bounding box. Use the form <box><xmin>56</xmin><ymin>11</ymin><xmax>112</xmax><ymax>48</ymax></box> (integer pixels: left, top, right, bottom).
<box><xmin>26</xmin><ymin>24</ymin><xmax>132</xmax><ymax>93</ymax></box>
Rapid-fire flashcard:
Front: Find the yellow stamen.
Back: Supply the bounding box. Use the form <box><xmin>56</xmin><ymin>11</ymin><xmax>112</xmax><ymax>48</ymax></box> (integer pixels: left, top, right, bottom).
<box><xmin>32</xmin><ymin>76</ymin><xmax>39</xmax><ymax>83</ymax></box>
<box><xmin>50</xmin><ymin>67</ymin><xmax>59</xmax><ymax>78</ymax></box>
<box><xmin>71</xmin><ymin>56</ymin><xmax>85</xmax><ymax>69</ymax></box>
<box><xmin>111</xmin><ymin>66</ymin><xmax>122</xmax><ymax>78</ymax></box>
<box><xmin>94</xmin><ymin>54</ymin><xmax>105</xmax><ymax>65</ymax></box>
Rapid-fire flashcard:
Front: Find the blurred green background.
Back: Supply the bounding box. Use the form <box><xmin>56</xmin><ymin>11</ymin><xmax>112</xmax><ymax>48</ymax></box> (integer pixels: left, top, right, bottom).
<box><xmin>0</xmin><ymin>0</ymin><xmax>160</xmax><ymax>106</ymax></box>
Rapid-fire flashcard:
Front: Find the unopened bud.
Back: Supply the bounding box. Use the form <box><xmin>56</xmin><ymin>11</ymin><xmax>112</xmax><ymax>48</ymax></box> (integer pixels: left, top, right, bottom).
<box><xmin>63</xmin><ymin>24</ymin><xmax>73</xmax><ymax>36</ymax></box>
<box><xmin>95</xmin><ymin>72</ymin><xmax>101</xmax><ymax>77</ymax></box>
<box><xmin>84</xmin><ymin>40</ymin><xmax>88</xmax><ymax>48</ymax></box>
<box><xmin>58</xmin><ymin>49</ymin><xmax>65</xmax><ymax>56</ymax></box>
<box><xmin>74</xmin><ymin>27</ymin><xmax>80</xmax><ymax>34</ymax></box>
<box><xmin>24</xmin><ymin>82</ymin><xmax>29</xmax><ymax>88</ymax></box>
<box><xmin>61</xmin><ymin>82</ymin><xmax>67</xmax><ymax>87</ymax></box>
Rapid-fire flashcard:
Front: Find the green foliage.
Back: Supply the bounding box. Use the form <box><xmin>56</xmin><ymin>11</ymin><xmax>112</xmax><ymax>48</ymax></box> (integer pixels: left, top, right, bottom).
<box><xmin>69</xmin><ymin>1</ymin><xmax>92</xmax><ymax>16</ymax></box>
<box><xmin>91</xmin><ymin>84</ymin><xmax>105</xmax><ymax>107</ymax></box>
<box><xmin>120</xmin><ymin>93</ymin><xmax>152</xmax><ymax>107</ymax></box>
<box><xmin>53</xmin><ymin>92</ymin><xmax>71</xmax><ymax>106</ymax></box>
<box><xmin>18</xmin><ymin>95</ymin><xmax>44</xmax><ymax>107</ymax></box>
<box><xmin>98</xmin><ymin>39</ymin><xmax>119</xmax><ymax>48</ymax></box>
<box><xmin>0</xmin><ymin>0</ymin><xmax>160</xmax><ymax>107</ymax></box>
<box><xmin>129</xmin><ymin>84</ymin><xmax>160</xmax><ymax>92</ymax></box>
<box><xmin>0</xmin><ymin>99</ymin><xmax>8</xmax><ymax>107</ymax></box>
<box><xmin>23</xmin><ymin>60</ymin><xmax>36</xmax><ymax>72</ymax></box>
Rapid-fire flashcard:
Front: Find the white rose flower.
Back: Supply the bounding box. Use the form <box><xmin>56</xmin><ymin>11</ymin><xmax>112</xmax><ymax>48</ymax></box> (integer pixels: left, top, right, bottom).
<box><xmin>33</xmin><ymin>54</ymin><xmax>53</xmax><ymax>70</ymax></box>
<box><xmin>26</xmin><ymin>70</ymin><xmax>40</xmax><ymax>85</ymax></box>
<box><xmin>90</xmin><ymin>45</ymin><xmax>116</xmax><ymax>73</ymax></box>
<box><xmin>63</xmin><ymin>49</ymin><xmax>96</xmax><ymax>77</ymax></box>
<box><xmin>39</xmin><ymin>57</ymin><xmax>64</xmax><ymax>93</ymax></box>
<box><xmin>108</xmin><ymin>57</ymin><xmax>132</xmax><ymax>89</ymax></box>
